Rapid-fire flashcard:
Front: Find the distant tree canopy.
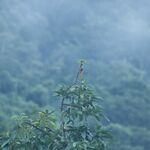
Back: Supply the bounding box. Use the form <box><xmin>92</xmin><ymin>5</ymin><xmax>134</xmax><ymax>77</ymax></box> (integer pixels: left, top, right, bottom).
<box><xmin>0</xmin><ymin>0</ymin><xmax>150</xmax><ymax>149</ymax></box>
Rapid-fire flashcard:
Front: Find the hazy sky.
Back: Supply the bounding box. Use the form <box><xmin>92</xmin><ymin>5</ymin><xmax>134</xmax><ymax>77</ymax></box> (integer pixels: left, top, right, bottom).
<box><xmin>1</xmin><ymin>0</ymin><xmax>150</xmax><ymax>65</ymax></box>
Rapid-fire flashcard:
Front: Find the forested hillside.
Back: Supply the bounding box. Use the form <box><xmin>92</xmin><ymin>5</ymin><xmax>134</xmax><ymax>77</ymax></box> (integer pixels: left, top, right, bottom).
<box><xmin>0</xmin><ymin>0</ymin><xmax>150</xmax><ymax>149</ymax></box>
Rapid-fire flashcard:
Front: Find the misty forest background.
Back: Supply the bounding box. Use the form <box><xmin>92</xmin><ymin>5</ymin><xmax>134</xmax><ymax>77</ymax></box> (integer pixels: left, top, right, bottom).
<box><xmin>0</xmin><ymin>0</ymin><xmax>150</xmax><ymax>149</ymax></box>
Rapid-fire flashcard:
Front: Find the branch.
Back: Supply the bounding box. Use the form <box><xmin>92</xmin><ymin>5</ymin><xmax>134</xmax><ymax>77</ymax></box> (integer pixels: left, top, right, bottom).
<box><xmin>23</xmin><ymin>121</ymin><xmax>53</xmax><ymax>135</ymax></box>
<box><xmin>75</xmin><ymin>61</ymin><xmax>84</xmax><ymax>83</ymax></box>
<box><xmin>64</xmin><ymin>103</ymin><xmax>81</xmax><ymax>109</ymax></box>
<box><xmin>61</xmin><ymin>98</ymin><xmax>65</xmax><ymax>112</ymax></box>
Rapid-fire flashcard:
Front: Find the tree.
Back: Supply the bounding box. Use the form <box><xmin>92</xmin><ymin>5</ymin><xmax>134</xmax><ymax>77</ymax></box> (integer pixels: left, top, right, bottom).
<box><xmin>0</xmin><ymin>60</ymin><xmax>111</xmax><ymax>150</ymax></box>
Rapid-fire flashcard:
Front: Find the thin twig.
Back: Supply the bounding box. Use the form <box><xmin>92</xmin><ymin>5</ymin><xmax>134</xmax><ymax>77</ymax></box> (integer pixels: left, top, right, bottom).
<box><xmin>63</xmin><ymin>103</ymin><xmax>81</xmax><ymax>109</ymax></box>
<box><xmin>61</xmin><ymin>98</ymin><xmax>65</xmax><ymax>112</ymax></box>
<box><xmin>75</xmin><ymin>63</ymin><xmax>84</xmax><ymax>84</ymax></box>
<box><xmin>23</xmin><ymin>122</ymin><xmax>53</xmax><ymax>135</ymax></box>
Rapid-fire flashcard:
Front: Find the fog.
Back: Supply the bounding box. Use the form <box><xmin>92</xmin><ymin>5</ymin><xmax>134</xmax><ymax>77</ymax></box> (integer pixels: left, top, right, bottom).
<box><xmin>1</xmin><ymin>0</ymin><xmax>149</xmax><ymax>67</ymax></box>
<box><xmin>3</xmin><ymin>0</ymin><xmax>150</xmax><ymax>53</ymax></box>
<box><xmin>0</xmin><ymin>0</ymin><xmax>150</xmax><ymax>149</ymax></box>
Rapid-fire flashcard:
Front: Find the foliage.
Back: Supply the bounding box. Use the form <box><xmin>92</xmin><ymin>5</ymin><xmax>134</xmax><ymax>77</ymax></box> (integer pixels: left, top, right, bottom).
<box><xmin>0</xmin><ymin>62</ymin><xmax>111</xmax><ymax>150</ymax></box>
<box><xmin>0</xmin><ymin>0</ymin><xmax>150</xmax><ymax>149</ymax></box>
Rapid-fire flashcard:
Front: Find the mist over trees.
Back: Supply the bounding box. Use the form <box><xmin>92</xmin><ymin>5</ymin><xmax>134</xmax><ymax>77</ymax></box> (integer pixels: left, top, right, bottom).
<box><xmin>0</xmin><ymin>0</ymin><xmax>150</xmax><ymax>149</ymax></box>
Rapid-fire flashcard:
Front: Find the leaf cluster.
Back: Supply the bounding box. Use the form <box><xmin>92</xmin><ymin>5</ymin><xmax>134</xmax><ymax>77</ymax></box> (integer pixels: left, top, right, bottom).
<box><xmin>0</xmin><ymin>65</ymin><xmax>111</xmax><ymax>150</ymax></box>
